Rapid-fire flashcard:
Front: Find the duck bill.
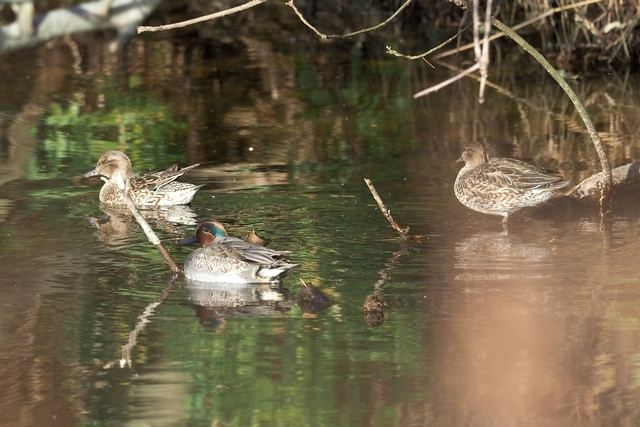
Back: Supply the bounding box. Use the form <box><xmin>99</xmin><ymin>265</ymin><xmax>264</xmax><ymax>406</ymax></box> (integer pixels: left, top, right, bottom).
<box><xmin>455</xmin><ymin>156</ymin><xmax>464</xmax><ymax>164</ymax></box>
<box><xmin>83</xmin><ymin>168</ymin><xmax>99</xmax><ymax>178</ymax></box>
<box><xmin>179</xmin><ymin>235</ymin><xmax>199</xmax><ymax>245</ymax></box>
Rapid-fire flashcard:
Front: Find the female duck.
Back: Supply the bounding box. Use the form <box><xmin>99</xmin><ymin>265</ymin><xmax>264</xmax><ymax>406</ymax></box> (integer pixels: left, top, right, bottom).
<box><xmin>455</xmin><ymin>141</ymin><xmax>571</xmax><ymax>224</ymax></box>
<box><xmin>83</xmin><ymin>150</ymin><xmax>202</xmax><ymax>206</ymax></box>
<box><xmin>180</xmin><ymin>220</ymin><xmax>297</xmax><ymax>283</ymax></box>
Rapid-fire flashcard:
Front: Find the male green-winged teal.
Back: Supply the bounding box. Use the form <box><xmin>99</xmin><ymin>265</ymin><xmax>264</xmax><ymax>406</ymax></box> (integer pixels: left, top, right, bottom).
<box><xmin>83</xmin><ymin>151</ymin><xmax>203</xmax><ymax>206</ymax></box>
<box><xmin>180</xmin><ymin>220</ymin><xmax>297</xmax><ymax>283</ymax></box>
<box><xmin>455</xmin><ymin>141</ymin><xmax>571</xmax><ymax>224</ymax></box>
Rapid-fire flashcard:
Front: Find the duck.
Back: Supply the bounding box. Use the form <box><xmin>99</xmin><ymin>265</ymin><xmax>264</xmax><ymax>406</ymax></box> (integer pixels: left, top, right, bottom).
<box><xmin>455</xmin><ymin>141</ymin><xmax>571</xmax><ymax>224</ymax></box>
<box><xmin>83</xmin><ymin>150</ymin><xmax>203</xmax><ymax>207</ymax></box>
<box><xmin>180</xmin><ymin>220</ymin><xmax>297</xmax><ymax>283</ymax></box>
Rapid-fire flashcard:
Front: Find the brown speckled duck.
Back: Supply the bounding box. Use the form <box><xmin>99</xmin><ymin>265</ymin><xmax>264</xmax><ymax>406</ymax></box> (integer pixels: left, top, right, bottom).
<box><xmin>455</xmin><ymin>141</ymin><xmax>571</xmax><ymax>224</ymax></box>
<box><xmin>83</xmin><ymin>151</ymin><xmax>202</xmax><ymax>206</ymax></box>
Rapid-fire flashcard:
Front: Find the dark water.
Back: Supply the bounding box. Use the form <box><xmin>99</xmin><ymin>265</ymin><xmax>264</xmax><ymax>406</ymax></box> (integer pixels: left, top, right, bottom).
<box><xmin>2</xmin><ymin>16</ymin><xmax>640</xmax><ymax>427</ymax></box>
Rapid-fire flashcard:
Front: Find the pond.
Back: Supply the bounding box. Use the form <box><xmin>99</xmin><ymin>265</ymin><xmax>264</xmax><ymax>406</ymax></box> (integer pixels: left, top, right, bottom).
<box><xmin>2</xmin><ymin>8</ymin><xmax>640</xmax><ymax>427</ymax></box>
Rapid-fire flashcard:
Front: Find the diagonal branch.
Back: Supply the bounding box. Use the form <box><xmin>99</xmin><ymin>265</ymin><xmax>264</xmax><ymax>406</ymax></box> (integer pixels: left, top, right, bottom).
<box><xmin>364</xmin><ymin>178</ymin><xmax>420</xmax><ymax>241</ymax></box>
<box><xmin>103</xmin><ymin>177</ymin><xmax>183</xmax><ymax>273</ymax></box>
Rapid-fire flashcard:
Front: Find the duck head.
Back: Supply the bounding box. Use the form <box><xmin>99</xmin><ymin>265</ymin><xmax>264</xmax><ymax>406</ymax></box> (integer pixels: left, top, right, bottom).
<box><xmin>456</xmin><ymin>141</ymin><xmax>489</xmax><ymax>168</ymax></box>
<box><xmin>180</xmin><ymin>220</ymin><xmax>228</xmax><ymax>246</ymax></box>
<box><xmin>83</xmin><ymin>151</ymin><xmax>134</xmax><ymax>190</ymax></box>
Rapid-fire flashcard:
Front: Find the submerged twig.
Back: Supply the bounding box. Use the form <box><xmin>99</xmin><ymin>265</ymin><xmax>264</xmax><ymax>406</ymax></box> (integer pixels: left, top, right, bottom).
<box><xmin>102</xmin><ymin>177</ymin><xmax>182</xmax><ymax>273</ymax></box>
<box><xmin>364</xmin><ymin>178</ymin><xmax>419</xmax><ymax>241</ymax></box>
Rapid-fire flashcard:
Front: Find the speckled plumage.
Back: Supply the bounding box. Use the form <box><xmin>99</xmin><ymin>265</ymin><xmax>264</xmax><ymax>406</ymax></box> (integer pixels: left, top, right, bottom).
<box><xmin>83</xmin><ymin>151</ymin><xmax>202</xmax><ymax>206</ymax></box>
<box><xmin>454</xmin><ymin>142</ymin><xmax>571</xmax><ymax>224</ymax></box>
<box><xmin>181</xmin><ymin>220</ymin><xmax>297</xmax><ymax>283</ymax></box>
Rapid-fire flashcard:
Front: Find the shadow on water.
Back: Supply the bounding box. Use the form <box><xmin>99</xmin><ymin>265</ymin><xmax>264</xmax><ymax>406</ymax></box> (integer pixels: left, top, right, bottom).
<box><xmin>4</xmin><ymin>7</ymin><xmax>640</xmax><ymax>427</ymax></box>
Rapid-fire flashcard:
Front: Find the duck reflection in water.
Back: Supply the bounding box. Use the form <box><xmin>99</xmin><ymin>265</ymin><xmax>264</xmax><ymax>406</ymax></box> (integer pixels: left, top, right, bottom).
<box><xmin>187</xmin><ymin>280</ymin><xmax>293</xmax><ymax>329</ymax></box>
<box><xmin>87</xmin><ymin>204</ymin><xmax>198</xmax><ymax>246</ymax></box>
<box><xmin>455</xmin><ymin>141</ymin><xmax>571</xmax><ymax>228</ymax></box>
<box><xmin>455</xmin><ymin>231</ymin><xmax>552</xmax><ymax>282</ymax></box>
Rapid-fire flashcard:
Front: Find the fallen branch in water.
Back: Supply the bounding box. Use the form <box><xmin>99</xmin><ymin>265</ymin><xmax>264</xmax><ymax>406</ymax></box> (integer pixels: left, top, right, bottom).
<box><xmin>364</xmin><ymin>178</ymin><xmax>419</xmax><ymax>241</ymax></box>
<box><xmin>102</xmin><ymin>177</ymin><xmax>182</xmax><ymax>274</ymax></box>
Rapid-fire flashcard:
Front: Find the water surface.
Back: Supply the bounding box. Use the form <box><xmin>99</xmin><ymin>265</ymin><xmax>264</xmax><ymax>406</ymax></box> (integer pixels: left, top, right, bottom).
<box><xmin>1</xmin><ymin>15</ymin><xmax>640</xmax><ymax>427</ymax></box>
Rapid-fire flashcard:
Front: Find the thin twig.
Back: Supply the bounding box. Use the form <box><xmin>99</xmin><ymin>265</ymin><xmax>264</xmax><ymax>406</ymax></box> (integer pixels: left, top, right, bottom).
<box><xmin>386</xmin><ymin>24</ymin><xmax>471</xmax><ymax>67</ymax></box>
<box><xmin>137</xmin><ymin>0</ymin><xmax>266</xmax><ymax>33</ymax></box>
<box><xmin>364</xmin><ymin>178</ymin><xmax>419</xmax><ymax>241</ymax></box>
<box><xmin>286</xmin><ymin>0</ymin><xmax>412</xmax><ymax>39</ymax></box>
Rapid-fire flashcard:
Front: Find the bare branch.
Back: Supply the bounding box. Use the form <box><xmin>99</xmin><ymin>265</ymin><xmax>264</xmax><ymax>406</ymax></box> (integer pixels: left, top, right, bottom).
<box><xmin>385</xmin><ymin>25</ymin><xmax>471</xmax><ymax>67</ymax></box>
<box><xmin>137</xmin><ymin>0</ymin><xmax>267</xmax><ymax>34</ymax></box>
<box><xmin>286</xmin><ymin>0</ymin><xmax>413</xmax><ymax>39</ymax></box>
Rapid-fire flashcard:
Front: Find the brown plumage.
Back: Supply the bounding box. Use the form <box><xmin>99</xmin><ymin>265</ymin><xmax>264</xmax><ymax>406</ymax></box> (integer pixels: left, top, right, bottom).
<box><xmin>83</xmin><ymin>151</ymin><xmax>202</xmax><ymax>206</ymax></box>
<box><xmin>244</xmin><ymin>229</ymin><xmax>269</xmax><ymax>247</ymax></box>
<box><xmin>455</xmin><ymin>142</ymin><xmax>571</xmax><ymax>224</ymax></box>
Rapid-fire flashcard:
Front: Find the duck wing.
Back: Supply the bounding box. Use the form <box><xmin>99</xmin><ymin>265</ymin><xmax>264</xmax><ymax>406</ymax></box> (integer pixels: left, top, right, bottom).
<box><xmin>481</xmin><ymin>158</ymin><xmax>567</xmax><ymax>191</ymax></box>
<box><xmin>130</xmin><ymin>163</ymin><xmax>200</xmax><ymax>191</ymax></box>
<box><xmin>214</xmin><ymin>236</ymin><xmax>287</xmax><ymax>265</ymax></box>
